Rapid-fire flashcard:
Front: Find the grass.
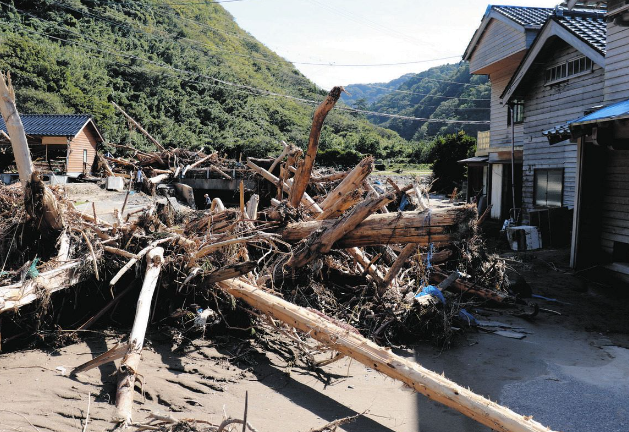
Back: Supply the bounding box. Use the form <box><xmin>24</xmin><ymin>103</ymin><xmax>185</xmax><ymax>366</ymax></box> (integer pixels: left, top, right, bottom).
<box><xmin>375</xmin><ymin>163</ymin><xmax>432</xmax><ymax>177</ymax></box>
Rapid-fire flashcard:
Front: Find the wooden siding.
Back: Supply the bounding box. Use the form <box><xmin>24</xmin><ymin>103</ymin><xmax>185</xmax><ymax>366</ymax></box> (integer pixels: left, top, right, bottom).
<box><xmin>469</xmin><ymin>19</ymin><xmax>527</xmax><ymax>74</ymax></box>
<box><xmin>67</xmin><ymin>125</ymin><xmax>98</xmax><ymax>174</ymax></box>
<box><xmin>519</xmin><ymin>44</ymin><xmax>605</xmax><ymax>219</ymax></box>
<box><xmin>604</xmin><ymin>22</ymin><xmax>629</xmax><ymax>104</ymax></box>
<box><xmin>600</xmin><ymin>150</ymin><xmax>629</xmax><ymax>258</ymax></box>
<box><xmin>42</xmin><ymin>136</ymin><xmax>67</xmax><ymax>145</ymax></box>
<box><xmin>489</xmin><ymin>65</ymin><xmax>524</xmax><ymax>149</ymax></box>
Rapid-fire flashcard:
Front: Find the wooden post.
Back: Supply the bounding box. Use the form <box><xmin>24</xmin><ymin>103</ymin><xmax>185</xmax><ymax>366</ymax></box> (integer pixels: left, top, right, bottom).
<box><xmin>114</xmin><ymin>247</ymin><xmax>164</xmax><ymax>424</ymax></box>
<box><xmin>0</xmin><ymin>72</ymin><xmax>33</xmax><ymax>186</ymax></box>
<box><xmin>217</xmin><ymin>278</ymin><xmax>556</xmax><ymax>432</ymax></box>
<box><xmin>290</xmin><ymin>86</ymin><xmax>344</xmax><ymax>207</ymax></box>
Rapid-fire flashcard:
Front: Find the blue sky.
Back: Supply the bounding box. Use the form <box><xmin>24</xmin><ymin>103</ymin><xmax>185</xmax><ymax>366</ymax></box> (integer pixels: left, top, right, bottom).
<box><xmin>223</xmin><ymin>0</ymin><xmax>562</xmax><ymax>88</ymax></box>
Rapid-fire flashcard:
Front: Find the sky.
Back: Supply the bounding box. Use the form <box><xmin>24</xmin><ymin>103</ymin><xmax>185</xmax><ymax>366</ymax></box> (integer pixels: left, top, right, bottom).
<box><xmin>222</xmin><ymin>0</ymin><xmax>562</xmax><ymax>89</ymax></box>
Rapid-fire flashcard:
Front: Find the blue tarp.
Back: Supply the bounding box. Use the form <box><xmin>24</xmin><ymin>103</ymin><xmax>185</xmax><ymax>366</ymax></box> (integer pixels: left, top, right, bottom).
<box><xmin>570</xmin><ymin>98</ymin><xmax>629</xmax><ymax>126</ymax></box>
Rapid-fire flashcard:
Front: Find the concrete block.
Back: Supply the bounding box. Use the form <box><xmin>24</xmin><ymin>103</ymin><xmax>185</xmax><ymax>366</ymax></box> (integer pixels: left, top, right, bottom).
<box><xmin>106</xmin><ymin>176</ymin><xmax>125</xmax><ymax>191</ymax></box>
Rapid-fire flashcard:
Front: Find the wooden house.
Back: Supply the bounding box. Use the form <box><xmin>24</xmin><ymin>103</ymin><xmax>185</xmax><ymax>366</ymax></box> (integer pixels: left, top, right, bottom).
<box><xmin>567</xmin><ymin>0</ymin><xmax>629</xmax><ymax>275</ymax></box>
<box><xmin>500</xmin><ymin>6</ymin><xmax>607</xmax><ymax>246</ymax></box>
<box><xmin>0</xmin><ymin>114</ymin><xmax>104</xmax><ymax>180</ymax></box>
<box><xmin>462</xmin><ymin>5</ymin><xmax>554</xmax><ymax>221</ymax></box>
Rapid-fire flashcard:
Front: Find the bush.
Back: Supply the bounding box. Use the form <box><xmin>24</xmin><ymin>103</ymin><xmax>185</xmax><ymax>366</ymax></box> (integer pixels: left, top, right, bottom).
<box><xmin>317</xmin><ymin>148</ymin><xmax>363</xmax><ymax>168</ymax></box>
<box><xmin>426</xmin><ymin>131</ymin><xmax>476</xmax><ymax>193</ymax></box>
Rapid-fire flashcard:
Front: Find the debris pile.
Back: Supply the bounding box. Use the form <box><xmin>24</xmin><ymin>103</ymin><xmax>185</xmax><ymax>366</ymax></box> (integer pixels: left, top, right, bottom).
<box><xmin>0</xmin><ymin>80</ymin><xmax>554</xmax><ymax>432</ymax></box>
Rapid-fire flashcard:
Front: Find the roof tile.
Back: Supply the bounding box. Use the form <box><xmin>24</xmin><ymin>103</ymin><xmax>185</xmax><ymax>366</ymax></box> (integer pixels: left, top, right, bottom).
<box><xmin>492</xmin><ymin>6</ymin><xmax>554</xmax><ymax>26</ymax></box>
<box><xmin>0</xmin><ymin>114</ymin><xmax>93</xmax><ymax>137</ymax></box>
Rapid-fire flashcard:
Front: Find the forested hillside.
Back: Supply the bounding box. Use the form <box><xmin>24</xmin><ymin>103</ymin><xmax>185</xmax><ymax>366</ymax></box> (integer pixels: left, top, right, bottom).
<box><xmin>0</xmin><ymin>0</ymin><xmax>407</xmax><ymax>159</ymax></box>
<box><xmin>364</xmin><ymin>63</ymin><xmax>490</xmax><ymax>141</ymax></box>
<box><xmin>341</xmin><ymin>73</ymin><xmax>414</xmax><ymax>107</ymax></box>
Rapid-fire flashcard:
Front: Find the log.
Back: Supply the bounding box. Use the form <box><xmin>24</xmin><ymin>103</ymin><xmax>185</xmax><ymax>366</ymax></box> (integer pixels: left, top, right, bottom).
<box><xmin>109</xmin><ymin>237</ymin><xmax>174</xmax><ymax>287</ymax></box>
<box><xmin>115</xmin><ymin>247</ymin><xmax>165</xmax><ymax>424</ymax></box>
<box><xmin>280</xmin><ymin>205</ymin><xmax>476</xmax><ymax>248</ymax></box>
<box><xmin>217</xmin><ymin>277</ymin><xmax>556</xmax><ymax>432</ymax></box>
<box><xmin>149</xmin><ymin>173</ymin><xmax>170</xmax><ymax>184</ymax></box>
<box><xmin>288</xmin><ymin>191</ymin><xmax>396</xmax><ymax>267</ymax></box>
<box><xmin>247</xmin><ymin>160</ymin><xmax>323</xmax><ymax>214</ymax></box>
<box><xmin>319</xmin><ymin>157</ymin><xmax>373</xmax><ymax>211</ymax></box>
<box><xmin>205</xmin><ymin>261</ymin><xmax>257</xmax><ymax>284</ymax></box>
<box><xmin>363</xmin><ymin>180</ymin><xmax>389</xmax><ymax>213</ymax></box>
<box><xmin>246</xmin><ymin>194</ymin><xmax>259</xmax><ymax>220</ymax></box>
<box><xmin>290</xmin><ymin>86</ymin><xmax>343</xmax><ymax>207</ymax></box>
<box><xmin>0</xmin><ymin>259</ymin><xmax>88</xmax><ymax>314</ymax></box>
<box><xmin>0</xmin><ymin>71</ymin><xmax>34</xmax><ymax>186</ymax></box>
<box><xmin>378</xmin><ymin>243</ymin><xmax>417</xmax><ymax>295</ymax></box>
<box><xmin>98</xmin><ymin>153</ymin><xmax>116</xmax><ymax>177</ymax></box>
<box><xmin>112</xmin><ymin>101</ymin><xmax>165</xmax><ymax>151</ymax></box>
<box><xmin>430</xmin><ymin>270</ymin><xmax>513</xmax><ymax>303</ymax></box>
<box><xmin>316</xmin><ymin>188</ymin><xmax>362</xmax><ymax>220</ymax></box>
<box><xmin>346</xmin><ymin>247</ymin><xmax>384</xmax><ymax>285</ymax></box>
<box><xmin>269</xmin><ymin>141</ymin><xmax>290</xmax><ymax>173</ymax></box>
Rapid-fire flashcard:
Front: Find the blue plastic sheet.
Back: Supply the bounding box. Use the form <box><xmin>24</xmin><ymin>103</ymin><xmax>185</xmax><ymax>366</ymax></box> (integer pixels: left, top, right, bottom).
<box><xmin>415</xmin><ymin>285</ymin><xmax>446</xmax><ymax>304</ymax></box>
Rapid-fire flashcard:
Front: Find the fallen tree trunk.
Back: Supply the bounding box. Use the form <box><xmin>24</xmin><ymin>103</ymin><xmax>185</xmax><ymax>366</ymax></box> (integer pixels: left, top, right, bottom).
<box><xmin>112</xmin><ymin>101</ymin><xmax>165</xmax><ymax>152</ymax></box>
<box><xmin>0</xmin><ymin>259</ymin><xmax>89</xmax><ymax>314</ymax></box>
<box><xmin>288</xmin><ymin>191</ymin><xmax>396</xmax><ymax>267</ymax></box>
<box><xmin>247</xmin><ymin>159</ymin><xmax>323</xmax><ymax>214</ymax></box>
<box><xmin>279</xmin><ymin>205</ymin><xmax>476</xmax><ymax>248</ymax></box>
<box><xmin>290</xmin><ymin>86</ymin><xmax>343</xmax><ymax>207</ymax></box>
<box><xmin>217</xmin><ymin>277</ymin><xmax>555</xmax><ymax>432</ymax></box>
<box><xmin>318</xmin><ymin>156</ymin><xmax>373</xmax><ymax>211</ymax></box>
<box><xmin>430</xmin><ymin>270</ymin><xmax>513</xmax><ymax>303</ymax></box>
<box><xmin>0</xmin><ymin>71</ymin><xmax>33</xmax><ymax>186</ymax></box>
<box><xmin>115</xmin><ymin>247</ymin><xmax>164</xmax><ymax>424</ymax></box>
<box><xmin>378</xmin><ymin>243</ymin><xmax>417</xmax><ymax>295</ymax></box>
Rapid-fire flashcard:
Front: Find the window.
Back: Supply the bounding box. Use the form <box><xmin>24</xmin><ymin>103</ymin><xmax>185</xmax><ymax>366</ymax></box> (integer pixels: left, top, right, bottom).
<box><xmin>508</xmin><ymin>99</ymin><xmax>524</xmax><ymax>125</ymax></box>
<box><xmin>545</xmin><ymin>56</ymin><xmax>592</xmax><ymax>84</ymax></box>
<box><xmin>83</xmin><ymin>149</ymin><xmax>88</xmax><ymax>163</ymax></box>
<box><xmin>534</xmin><ymin>169</ymin><xmax>563</xmax><ymax>207</ymax></box>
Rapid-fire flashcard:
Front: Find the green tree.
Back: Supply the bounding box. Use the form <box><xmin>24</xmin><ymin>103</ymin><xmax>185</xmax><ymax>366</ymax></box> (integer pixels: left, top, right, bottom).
<box><xmin>427</xmin><ymin>131</ymin><xmax>476</xmax><ymax>193</ymax></box>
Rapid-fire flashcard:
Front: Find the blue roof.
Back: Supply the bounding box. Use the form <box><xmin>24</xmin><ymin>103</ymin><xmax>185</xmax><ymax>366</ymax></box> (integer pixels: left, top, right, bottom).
<box><xmin>570</xmin><ymin>99</ymin><xmax>629</xmax><ymax>126</ymax></box>
<box><xmin>0</xmin><ymin>114</ymin><xmax>96</xmax><ymax>137</ymax></box>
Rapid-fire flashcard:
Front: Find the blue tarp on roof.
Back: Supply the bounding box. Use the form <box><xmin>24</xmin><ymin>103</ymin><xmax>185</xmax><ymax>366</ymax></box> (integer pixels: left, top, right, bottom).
<box><xmin>570</xmin><ymin>99</ymin><xmax>629</xmax><ymax>126</ymax></box>
<box><xmin>0</xmin><ymin>114</ymin><xmax>92</xmax><ymax>137</ymax></box>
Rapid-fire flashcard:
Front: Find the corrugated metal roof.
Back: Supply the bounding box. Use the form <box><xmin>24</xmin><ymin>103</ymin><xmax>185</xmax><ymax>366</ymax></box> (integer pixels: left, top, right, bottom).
<box><xmin>0</xmin><ymin>114</ymin><xmax>93</xmax><ymax>137</ymax></box>
<box><xmin>570</xmin><ymin>99</ymin><xmax>629</xmax><ymax>126</ymax></box>
<box><xmin>492</xmin><ymin>6</ymin><xmax>554</xmax><ymax>26</ymax></box>
<box><xmin>554</xmin><ymin>8</ymin><xmax>607</xmax><ymax>54</ymax></box>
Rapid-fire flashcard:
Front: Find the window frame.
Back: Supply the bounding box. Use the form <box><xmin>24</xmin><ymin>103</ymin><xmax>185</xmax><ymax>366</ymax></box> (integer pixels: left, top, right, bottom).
<box><xmin>545</xmin><ymin>56</ymin><xmax>593</xmax><ymax>86</ymax></box>
<box><xmin>533</xmin><ymin>168</ymin><xmax>564</xmax><ymax>208</ymax></box>
<box><xmin>508</xmin><ymin>99</ymin><xmax>525</xmax><ymax>126</ymax></box>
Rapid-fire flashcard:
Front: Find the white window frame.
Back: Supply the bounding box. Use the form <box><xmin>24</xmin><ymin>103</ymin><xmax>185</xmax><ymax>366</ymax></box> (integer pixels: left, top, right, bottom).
<box><xmin>545</xmin><ymin>56</ymin><xmax>593</xmax><ymax>85</ymax></box>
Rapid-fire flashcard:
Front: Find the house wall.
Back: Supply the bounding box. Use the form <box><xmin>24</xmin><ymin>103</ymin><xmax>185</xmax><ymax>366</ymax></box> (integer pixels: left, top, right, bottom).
<box><xmin>600</xmin><ymin>149</ymin><xmax>629</xmax><ymax>259</ymax></box>
<box><xmin>489</xmin><ymin>66</ymin><xmax>524</xmax><ymax>149</ymax></box>
<box><xmin>520</xmin><ymin>44</ymin><xmax>605</xmax><ymax>219</ymax></box>
<box><xmin>604</xmin><ymin>22</ymin><xmax>629</xmax><ymax>104</ymax></box>
<box><xmin>67</xmin><ymin>125</ymin><xmax>98</xmax><ymax>175</ymax></box>
<box><xmin>469</xmin><ymin>19</ymin><xmax>527</xmax><ymax>73</ymax></box>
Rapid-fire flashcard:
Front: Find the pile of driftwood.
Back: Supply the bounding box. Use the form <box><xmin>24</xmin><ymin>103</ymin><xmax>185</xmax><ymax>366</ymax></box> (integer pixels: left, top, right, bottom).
<box><xmin>0</xmin><ymin>76</ymin><xmax>554</xmax><ymax>432</ymax></box>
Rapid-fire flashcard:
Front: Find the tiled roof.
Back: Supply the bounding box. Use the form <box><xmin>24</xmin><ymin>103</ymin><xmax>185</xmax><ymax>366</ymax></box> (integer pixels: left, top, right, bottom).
<box><xmin>554</xmin><ymin>9</ymin><xmax>607</xmax><ymax>54</ymax></box>
<box><xmin>0</xmin><ymin>114</ymin><xmax>93</xmax><ymax>137</ymax></box>
<box><xmin>492</xmin><ymin>6</ymin><xmax>554</xmax><ymax>26</ymax></box>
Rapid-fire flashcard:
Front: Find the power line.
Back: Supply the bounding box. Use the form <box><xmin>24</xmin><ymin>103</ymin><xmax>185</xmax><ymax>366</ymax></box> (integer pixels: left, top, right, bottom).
<box><xmin>0</xmin><ymin>13</ymin><xmax>489</xmax><ymax>125</ymax></box>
